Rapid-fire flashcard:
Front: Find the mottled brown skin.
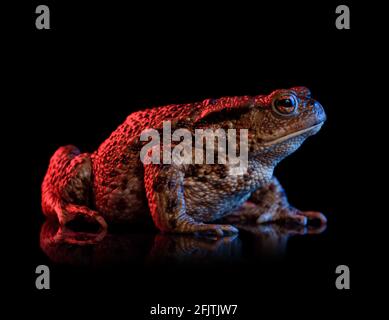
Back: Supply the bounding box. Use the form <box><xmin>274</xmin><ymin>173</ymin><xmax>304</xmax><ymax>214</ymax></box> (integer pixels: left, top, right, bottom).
<box><xmin>42</xmin><ymin>86</ymin><xmax>327</xmax><ymax>238</ymax></box>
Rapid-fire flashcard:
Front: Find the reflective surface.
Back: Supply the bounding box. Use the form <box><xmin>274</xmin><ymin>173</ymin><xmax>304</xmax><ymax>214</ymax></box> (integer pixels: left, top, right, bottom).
<box><xmin>40</xmin><ymin>219</ymin><xmax>326</xmax><ymax>267</ymax></box>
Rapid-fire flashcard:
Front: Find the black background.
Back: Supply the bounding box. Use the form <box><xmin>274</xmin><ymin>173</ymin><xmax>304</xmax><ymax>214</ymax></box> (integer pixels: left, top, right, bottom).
<box><xmin>21</xmin><ymin>0</ymin><xmax>382</xmax><ymax>317</ymax></box>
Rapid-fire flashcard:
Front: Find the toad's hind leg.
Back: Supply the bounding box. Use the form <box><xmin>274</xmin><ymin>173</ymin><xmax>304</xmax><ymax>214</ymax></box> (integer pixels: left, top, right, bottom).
<box><xmin>143</xmin><ymin>163</ymin><xmax>238</xmax><ymax>237</ymax></box>
<box><xmin>41</xmin><ymin>145</ymin><xmax>107</xmax><ymax>229</ymax></box>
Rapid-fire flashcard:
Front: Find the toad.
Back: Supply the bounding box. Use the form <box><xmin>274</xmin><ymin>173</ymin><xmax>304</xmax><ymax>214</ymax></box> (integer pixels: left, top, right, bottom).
<box><xmin>42</xmin><ymin>86</ymin><xmax>327</xmax><ymax>237</ymax></box>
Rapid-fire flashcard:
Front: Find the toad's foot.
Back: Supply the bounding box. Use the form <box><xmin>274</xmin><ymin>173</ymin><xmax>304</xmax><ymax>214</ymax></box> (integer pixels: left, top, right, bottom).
<box><xmin>189</xmin><ymin>224</ymin><xmax>239</xmax><ymax>238</ymax></box>
<box><xmin>223</xmin><ymin>177</ymin><xmax>327</xmax><ymax>227</ymax></box>
<box><xmin>222</xmin><ymin>202</ymin><xmax>327</xmax><ymax>228</ymax></box>
<box><xmin>164</xmin><ymin>221</ymin><xmax>239</xmax><ymax>238</ymax></box>
<box><xmin>53</xmin><ymin>225</ymin><xmax>107</xmax><ymax>245</ymax></box>
<box><xmin>257</xmin><ymin>207</ymin><xmax>327</xmax><ymax>226</ymax></box>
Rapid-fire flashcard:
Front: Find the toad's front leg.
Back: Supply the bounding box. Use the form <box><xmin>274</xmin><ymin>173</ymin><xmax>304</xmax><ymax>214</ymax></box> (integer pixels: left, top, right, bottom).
<box><xmin>223</xmin><ymin>177</ymin><xmax>327</xmax><ymax>226</ymax></box>
<box><xmin>143</xmin><ymin>164</ymin><xmax>238</xmax><ymax>237</ymax></box>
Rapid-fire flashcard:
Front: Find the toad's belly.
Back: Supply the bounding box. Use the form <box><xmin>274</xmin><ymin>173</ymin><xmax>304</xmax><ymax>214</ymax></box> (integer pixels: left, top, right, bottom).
<box><xmin>184</xmin><ymin>185</ymin><xmax>252</xmax><ymax>222</ymax></box>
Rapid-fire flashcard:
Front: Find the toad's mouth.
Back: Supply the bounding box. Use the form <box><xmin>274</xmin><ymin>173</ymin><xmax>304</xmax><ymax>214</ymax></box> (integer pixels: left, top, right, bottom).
<box><xmin>263</xmin><ymin>122</ymin><xmax>324</xmax><ymax>146</ymax></box>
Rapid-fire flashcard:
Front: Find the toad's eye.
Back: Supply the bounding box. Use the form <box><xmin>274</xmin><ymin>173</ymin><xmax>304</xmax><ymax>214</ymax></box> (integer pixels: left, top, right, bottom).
<box><xmin>272</xmin><ymin>94</ymin><xmax>298</xmax><ymax>116</ymax></box>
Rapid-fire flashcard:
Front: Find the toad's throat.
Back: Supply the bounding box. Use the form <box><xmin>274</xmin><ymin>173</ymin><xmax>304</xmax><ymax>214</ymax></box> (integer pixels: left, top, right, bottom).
<box><xmin>263</xmin><ymin>122</ymin><xmax>324</xmax><ymax>146</ymax></box>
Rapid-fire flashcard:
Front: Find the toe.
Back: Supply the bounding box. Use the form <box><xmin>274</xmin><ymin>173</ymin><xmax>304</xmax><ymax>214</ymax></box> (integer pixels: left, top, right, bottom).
<box><xmin>195</xmin><ymin>224</ymin><xmax>238</xmax><ymax>237</ymax></box>
<box><xmin>300</xmin><ymin>211</ymin><xmax>327</xmax><ymax>225</ymax></box>
<box><xmin>294</xmin><ymin>214</ymin><xmax>308</xmax><ymax>226</ymax></box>
<box><xmin>95</xmin><ymin>215</ymin><xmax>108</xmax><ymax>229</ymax></box>
<box><xmin>220</xmin><ymin>225</ymin><xmax>239</xmax><ymax>236</ymax></box>
<box><xmin>195</xmin><ymin>225</ymin><xmax>223</xmax><ymax>237</ymax></box>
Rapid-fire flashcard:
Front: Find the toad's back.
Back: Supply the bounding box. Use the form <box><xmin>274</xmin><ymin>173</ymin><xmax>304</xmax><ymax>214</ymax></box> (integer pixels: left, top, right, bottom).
<box><xmin>91</xmin><ymin>97</ymin><xmax>252</xmax><ymax>222</ymax></box>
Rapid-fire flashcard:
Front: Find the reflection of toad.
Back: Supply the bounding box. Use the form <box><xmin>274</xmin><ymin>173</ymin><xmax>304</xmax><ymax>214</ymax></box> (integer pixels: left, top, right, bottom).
<box><xmin>39</xmin><ymin>220</ymin><xmax>326</xmax><ymax>266</ymax></box>
<box><xmin>42</xmin><ymin>87</ymin><xmax>326</xmax><ymax>237</ymax></box>
<box><xmin>39</xmin><ymin>220</ymin><xmax>153</xmax><ymax>266</ymax></box>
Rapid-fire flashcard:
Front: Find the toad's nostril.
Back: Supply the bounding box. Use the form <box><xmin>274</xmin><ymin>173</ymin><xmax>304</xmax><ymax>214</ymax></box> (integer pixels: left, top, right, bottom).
<box><xmin>307</xmin><ymin>100</ymin><xmax>321</xmax><ymax>110</ymax></box>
